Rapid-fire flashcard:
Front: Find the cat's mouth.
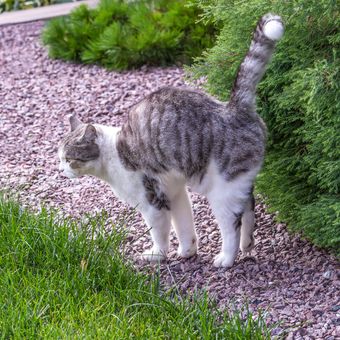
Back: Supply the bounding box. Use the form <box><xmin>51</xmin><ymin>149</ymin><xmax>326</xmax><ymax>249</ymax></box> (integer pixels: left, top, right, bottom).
<box><xmin>58</xmin><ymin>165</ymin><xmax>78</xmax><ymax>179</ymax></box>
<box><xmin>63</xmin><ymin>171</ymin><xmax>78</xmax><ymax>179</ymax></box>
<box><xmin>60</xmin><ymin>170</ymin><xmax>78</xmax><ymax>179</ymax></box>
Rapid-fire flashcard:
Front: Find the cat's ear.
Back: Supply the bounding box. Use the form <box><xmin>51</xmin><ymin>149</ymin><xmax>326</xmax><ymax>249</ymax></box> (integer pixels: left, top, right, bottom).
<box><xmin>82</xmin><ymin>124</ymin><xmax>97</xmax><ymax>143</ymax></box>
<box><xmin>68</xmin><ymin>114</ymin><xmax>82</xmax><ymax>131</ymax></box>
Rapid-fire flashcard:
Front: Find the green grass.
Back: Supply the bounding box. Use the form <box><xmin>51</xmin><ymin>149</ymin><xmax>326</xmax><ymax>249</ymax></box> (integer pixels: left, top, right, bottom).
<box><xmin>0</xmin><ymin>195</ymin><xmax>270</xmax><ymax>339</ymax></box>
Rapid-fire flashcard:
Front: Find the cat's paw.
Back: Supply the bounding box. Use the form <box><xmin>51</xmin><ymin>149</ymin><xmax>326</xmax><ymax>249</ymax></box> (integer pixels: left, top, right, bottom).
<box><xmin>141</xmin><ymin>247</ymin><xmax>167</xmax><ymax>262</ymax></box>
<box><xmin>213</xmin><ymin>252</ymin><xmax>236</xmax><ymax>268</ymax></box>
<box><xmin>177</xmin><ymin>244</ymin><xmax>197</xmax><ymax>259</ymax></box>
<box><xmin>177</xmin><ymin>237</ymin><xmax>198</xmax><ymax>258</ymax></box>
<box><xmin>240</xmin><ymin>235</ymin><xmax>255</xmax><ymax>255</ymax></box>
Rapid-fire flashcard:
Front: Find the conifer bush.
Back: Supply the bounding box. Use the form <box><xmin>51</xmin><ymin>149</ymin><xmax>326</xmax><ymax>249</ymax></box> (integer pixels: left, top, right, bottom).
<box><xmin>189</xmin><ymin>0</ymin><xmax>339</xmax><ymax>252</ymax></box>
<box><xmin>42</xmin><ymin>0</ymin><xmax>217</xmax><ymax>70</ymax></box>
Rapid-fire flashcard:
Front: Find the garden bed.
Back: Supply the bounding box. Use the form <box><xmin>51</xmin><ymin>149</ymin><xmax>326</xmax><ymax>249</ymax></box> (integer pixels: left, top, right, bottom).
<box><xmin>0</xmin><ymin>21</ymin><xmax>339</xmax><ymax>339</ymax></box>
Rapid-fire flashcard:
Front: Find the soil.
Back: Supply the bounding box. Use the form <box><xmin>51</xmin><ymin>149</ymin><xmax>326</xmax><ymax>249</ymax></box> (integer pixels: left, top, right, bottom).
<box><xmin>0</xmin><ymin>21</ymin><xmax>339</xmax><ymax>339</ymax></box>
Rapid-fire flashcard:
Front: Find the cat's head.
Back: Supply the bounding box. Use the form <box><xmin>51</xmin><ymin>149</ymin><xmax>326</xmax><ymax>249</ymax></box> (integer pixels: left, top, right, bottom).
<box><xmin>58</xmin><ymin>115</ymin><xmax>100</xmax><ymax>179</ymax></box>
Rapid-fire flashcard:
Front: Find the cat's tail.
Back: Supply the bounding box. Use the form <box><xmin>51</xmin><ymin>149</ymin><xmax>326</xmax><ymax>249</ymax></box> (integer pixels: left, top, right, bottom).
<box><xmin>228</xmin><ymin>14</ymin><xmax>284</xmax><ymax>113</ymax></box>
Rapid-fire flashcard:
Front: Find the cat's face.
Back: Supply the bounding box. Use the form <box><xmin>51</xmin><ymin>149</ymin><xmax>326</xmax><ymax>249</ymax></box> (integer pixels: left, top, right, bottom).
<box><xmin>58</xmin><ymin>115</ymin><xmax>100</xmax><ymax>179</ymax></box>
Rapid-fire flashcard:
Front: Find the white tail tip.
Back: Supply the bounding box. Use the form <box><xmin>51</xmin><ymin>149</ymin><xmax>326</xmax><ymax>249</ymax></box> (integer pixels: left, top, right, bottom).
<box><xmin>263</xmin><ymin>18</ymin><xmax>284</xmax><ymax>41</ymax></box>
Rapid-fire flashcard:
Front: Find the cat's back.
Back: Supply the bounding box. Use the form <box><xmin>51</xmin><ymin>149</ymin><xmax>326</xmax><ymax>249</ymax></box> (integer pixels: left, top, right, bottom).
<box><xmin>129</xmin><ymin>85</ymin><xmax>230</xmax><ymax>139</ymax></box>
<box><xmin>132</xmin><ymin>86</ymin><xmax>263</xmax><ymax>128</ymax></box>
<box><xmin>144</xmin><ymin>86</ymin><xmax>226</xmax><ymax>115</ymax></box>
<box><xmin>117</xmin><ymin>86</ymin><xmax>266</xmax><ymax>179</ymax></box>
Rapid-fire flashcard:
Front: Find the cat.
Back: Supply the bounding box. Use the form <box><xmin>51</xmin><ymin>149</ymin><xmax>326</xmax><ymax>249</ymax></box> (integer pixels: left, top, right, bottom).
<box><xmin>58</xmin><ymin>14</ymin><xmax>284</xmax><ymax>267</ymax></box>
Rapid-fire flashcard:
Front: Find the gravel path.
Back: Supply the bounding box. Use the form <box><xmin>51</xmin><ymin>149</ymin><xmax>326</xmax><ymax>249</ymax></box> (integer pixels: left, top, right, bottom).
<box><xmin>1</xmin><ymin>22</ymin><xmax>339</xmax><ymax>339</ymax></box>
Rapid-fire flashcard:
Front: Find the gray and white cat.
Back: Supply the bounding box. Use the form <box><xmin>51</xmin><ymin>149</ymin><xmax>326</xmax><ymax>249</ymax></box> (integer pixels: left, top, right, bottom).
<box><xmin>58</xmin><ymin>14</ymin><xmax>284</xmax><ymax>267</ymax></box>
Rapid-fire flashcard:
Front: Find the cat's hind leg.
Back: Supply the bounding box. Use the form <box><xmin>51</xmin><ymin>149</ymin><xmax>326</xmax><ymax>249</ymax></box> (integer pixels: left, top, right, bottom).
<box><xmin>171</xmin><ymin>187</ymin><xmax>198</xmax><ymax>258</ymax></box>
<box><xmin>209</xmin><ymin>196</ymin><xmax>242</xmax><ymax>268</ymax></box>
<box><xmin>240</xmin><ymin>191</ymin><xmax>255</xmax><ymax>255</ymax></box>
<box><xmin>207</xmin><ymin>175</ymin><xmax>254</xmax><ymax>268</ymax></box>
<box><xmin>140</xmin><ymin>207</ymin><xmax>171</xmax><ymax>262</ymax></box>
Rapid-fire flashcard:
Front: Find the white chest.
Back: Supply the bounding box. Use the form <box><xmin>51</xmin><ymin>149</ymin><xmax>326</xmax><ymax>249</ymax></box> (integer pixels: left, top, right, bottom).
<box><xmin>108</xmin><ymin>169</ymin><xmax>146</xmax><ymax>208</ymax></box>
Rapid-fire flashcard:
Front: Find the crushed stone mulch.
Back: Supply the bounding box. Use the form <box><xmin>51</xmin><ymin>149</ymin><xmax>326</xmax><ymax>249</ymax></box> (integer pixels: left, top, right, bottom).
<box><xmin>0</xmin><ymin>22</ymin><xmax>339</xmax><ymax>339</ymax></box>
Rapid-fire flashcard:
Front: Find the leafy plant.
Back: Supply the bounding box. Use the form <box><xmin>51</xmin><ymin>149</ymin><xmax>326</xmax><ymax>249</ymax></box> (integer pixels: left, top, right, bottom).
<box><xmin>188</xmin><ymin>0</ymin><xmax>340</xmax><ymax>253</ymax></box>
<box><xmin>41</xmin><ymin>0</ymin><xmax>218</xmax><ymax>70</ymax></box>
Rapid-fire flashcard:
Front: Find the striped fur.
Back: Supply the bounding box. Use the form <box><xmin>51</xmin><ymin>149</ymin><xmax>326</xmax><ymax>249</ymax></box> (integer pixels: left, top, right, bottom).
<box><xmin>117</xmin><ymin>86</ymin><xmax>266</xmax><ymax>181</ymax></box>
<box><xmin>229</xmin><ymin>14</ymin><xmax>284</xmax><ymax>113</ymax></box>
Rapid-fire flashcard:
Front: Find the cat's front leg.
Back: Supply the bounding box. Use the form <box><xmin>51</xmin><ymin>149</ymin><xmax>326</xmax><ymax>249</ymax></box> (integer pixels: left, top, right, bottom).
<box><xmin>171</xmin><ymin>188</ymin><xmax>198</xmax><ymax>258</ymax></box>
<box><xmin>140</xmin><ymin>206</ymin><xmax>171</xmax><ymax>262</ymax></box>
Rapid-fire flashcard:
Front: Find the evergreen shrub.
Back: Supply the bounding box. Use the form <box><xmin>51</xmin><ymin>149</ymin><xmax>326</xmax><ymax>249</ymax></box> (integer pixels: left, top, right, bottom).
<box><xmin>42</xmin><ymin>0</ymin><xmax>217</xmax><ymax>70</ymax></box>
<box><xmin>189</xmin><ymin>0</ymin><xmax>339</xmax><ymax>252</ymax></box>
